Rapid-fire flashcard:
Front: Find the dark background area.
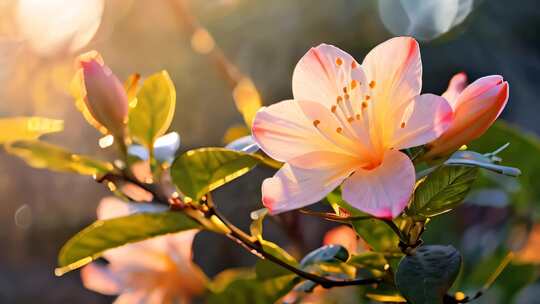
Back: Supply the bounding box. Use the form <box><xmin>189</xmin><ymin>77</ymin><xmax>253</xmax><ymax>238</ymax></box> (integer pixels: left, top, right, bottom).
<box><xmin>0</xmin><ymin>0</ymin><xmax>539</xmax><ymax>302</ymax></box>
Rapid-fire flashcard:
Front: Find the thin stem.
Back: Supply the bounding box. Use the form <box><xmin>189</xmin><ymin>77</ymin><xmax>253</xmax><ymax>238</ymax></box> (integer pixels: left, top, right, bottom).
<box><xmin>208</xmin><ymin>207</ymin><xmax>381</xmax><ymax>288</ymax></box>
<box><xmin>102</xmin><ymin>172</ymin><xmax>380</xmax><ymax>287</ymax></box>
<box><xmin>380</xmin><ymin>219</ymin><xmax>412</xmax><ymax>249</ymax></box>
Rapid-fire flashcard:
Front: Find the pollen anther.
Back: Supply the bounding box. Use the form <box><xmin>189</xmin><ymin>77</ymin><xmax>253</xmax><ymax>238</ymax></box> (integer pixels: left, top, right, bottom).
<box><xmin>336</xmin><ymin>127</ymin><xmax>343</xmax><ymax>133</ymax></box>
<box><xmin>335</xmin><ymin>57</ymin><xmax>343</xmax><ymax>66</ymax></box>
<box><xmin>336</xmin><ymin>96</ymin><xmax>343</xmax><ymax>103</ymax></box>
<box><xmin>369</xmin><ymin>80</ymin><xmax>376</xmax><ymax>88</ymax></box>
<box><xmin>313</xmin><ymin>120</ymin><xmax>320</xmax><ymax>127</ymax></box>
<box><xmin>362</xmin><ymin>102</ymin><xmax>368</xmax><ymax>109</ymax></box>
<box><xmin>351</xmin><ymin>61</ymin><xmax>358</xmax><ymax>69</ymax></box>
<box><xmin>331</xmin><ymin>105</ymin><xmax>337</xmax><ymax>113</ymax></box>
<box><xmin>350</xmin><ymin>80</ymin><xmax>358</xmax><ymax>89</ymax></box>
<box><xmin>400</xmin><ymin>122</ymin><xmax>406</xmax><ymax>128</ymax></box>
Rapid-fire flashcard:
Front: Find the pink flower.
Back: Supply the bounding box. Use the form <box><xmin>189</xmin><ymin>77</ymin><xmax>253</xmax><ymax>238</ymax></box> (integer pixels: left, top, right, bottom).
<box><xmin>425</xmin><ymin>73</ymin><xmax>509</xmax><ymax>157</ymax></box>
<box><xmin>252</xmin><ymin>37</ymin><xmax>452</xmax><ymax>219</ymax></box>
<box><xmin>81</xmin><ymin>198</ymin><xmax>207</xmax><ymax>303</ymax></box>
<box><xmin>73</xmin><ymin>51</ymin><xmax>129</xmax><ymax>137</ymax></box>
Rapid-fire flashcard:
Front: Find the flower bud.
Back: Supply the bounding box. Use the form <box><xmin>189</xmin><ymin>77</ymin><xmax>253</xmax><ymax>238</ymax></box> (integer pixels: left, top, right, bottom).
<box><xmin>425</xmin><ymin>73</ymin><xmax>509</xmax><ymax>158</ymax></box>
<box><xmin>73</xmin><ymin>51</ymin><xmax>128</xmax><ymax>138</ymax></box>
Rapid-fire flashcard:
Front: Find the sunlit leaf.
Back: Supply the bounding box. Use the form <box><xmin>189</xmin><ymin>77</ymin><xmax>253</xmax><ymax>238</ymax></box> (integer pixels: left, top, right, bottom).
<box><xmin>233</xmin><ymin>78</ymin><xmax>262</xmax><ymax>127</ymax></box>
<box><xmin>396</xmin><ymin>245</ymin><xmax>462</xmax><ymax>304</ymax></box>
<box><xmin>128</xmin><ymin>71</ymin><xmax>176</xmax><ymax>148</ymax></box>
<box><xmin>208</xmin><ymin>269</ymin><xmax>299</xmax><ymax>304</ymax></box>
<box><xmin>56</xmin><ymin>211</ymin><xmax>200</xmax><ymax>275</ymax></box>
<box><xmin>171</xmin><ymin>148</ymin><xmax>263</xmax><ymax>202</ymax></box>
<box><xmin>5</xmin><ymin>140</ymin><xmax>113</xmax><ymax>176</ymax></box>
<box><xmin>411</xmin><ymin>165</ymin><xmax>478</xmax><ymax>218</ymax></box>
<box><xmin>0</xmin><ymin>117</ymin><xmax>63</xmax><ymax>143</ymax></box>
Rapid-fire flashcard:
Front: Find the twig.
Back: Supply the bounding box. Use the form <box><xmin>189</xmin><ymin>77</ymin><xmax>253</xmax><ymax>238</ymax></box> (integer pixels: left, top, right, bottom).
<box><xmin>101</xmin><ymin>172</ymin><xmax>381</xmax><ymax>288</ymax></box>
<box><xmin>208</xmin><ymin>207</ymin><xmax>382</xmax><ymax>288</ymax></box>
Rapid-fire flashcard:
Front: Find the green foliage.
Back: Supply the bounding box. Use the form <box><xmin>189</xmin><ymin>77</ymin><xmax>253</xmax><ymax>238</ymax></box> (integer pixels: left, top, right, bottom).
<box><xmin>208</xmin><ymin>269</ymin><xmax>299</xmax><ymax>304</ymax></box>
<box><xmin>469</xmin><ymin>121</ymin><xmax>540</xmax><ymax>216</ymax></box>
<box><xmin>348</xmin><ymin>251</ymin><xmax>390</xmax><ymax>273</ymax></box>
<box><xmin>128</xmin><ymin>71</ymin><xmax>176</xmax><ymax>149</ymax></box>
<box><xmin>56</xmin><ymin>211</ymin><xmax>200</xmax><ymax>275</ymax></box>
<box><xmin>396</xmin><ymin>245</ymin><xmax>462</xmax><ymax>304</ymax></box>
<box><xmin>5</xmin><ymin>140</ymin><xmax>113</xmax><ymax>176</ymax></box>
<box><xmin>171</xmin><ymin>148</ymin><xmax>262</xmax><ymax>202</ymax></box>
<box><xmin>0</xmin><ymin>116</ymin><xmax>63</xmax><ymax>143</ymax></box>
<box><xmin>410</xmin><ymin>165</ymin><xmax>478</xmax><ymax>218</ymax></box>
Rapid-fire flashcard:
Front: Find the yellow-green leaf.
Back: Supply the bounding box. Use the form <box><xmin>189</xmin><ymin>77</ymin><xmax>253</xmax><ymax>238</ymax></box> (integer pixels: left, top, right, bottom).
<box><xmin>171</xmin><ymin>148</ymin><xmax>263</xmax><ymax>202</ymax></box>
<box><xmin>0</xmin><ymin>117</ymin><xmax>63</xmax><ymax>143</ymax></box>
<box><xmin>128</xmin><ymin>71</ymin><xmax>176</xmax><ymax>148</ymax></box>
<box><xmin>5</xmin><ymin>140</ymin><xmax>113</xmax><ymax>176</ymax></box>
<box><xmin>56</xmin><ymin>211</ymin><xmax>200</xmax><ymax>275</ymax></box>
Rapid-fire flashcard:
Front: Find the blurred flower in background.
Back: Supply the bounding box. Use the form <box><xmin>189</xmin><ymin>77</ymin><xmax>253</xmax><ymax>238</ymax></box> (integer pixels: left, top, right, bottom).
<box><xmin>378</xmin><ymin>0</ymin><xmax>474</xmax><ymax>41</ymax></box>
<box><xmin>16</xmin><ymin>0</ymin><xmax>104</xmax><ymax>56</ymax></box>
<box><xmin>81</xmin><ymin>198</ymin><xmax>207</xmax><ymax>303</ymax></box>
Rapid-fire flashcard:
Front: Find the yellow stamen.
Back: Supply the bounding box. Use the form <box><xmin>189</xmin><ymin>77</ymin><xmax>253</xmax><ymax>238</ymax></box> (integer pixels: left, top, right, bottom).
<box><xmin>365</xmin><ymin>95</ymin><xmax>371</xmax><ymax>100</ymax></box>
<box><xmin>331</xmin><ymin>105</ymin><xmax>337</xmax><ymax>113</ymax></box>
<box><xmin>313</xmin><ymin>120</ymin><xmax>320</xmax><ymax>127</ymax></box>
<box><xmin>350</xmin><ymin>80</ymin><xmax>358</xmax><ymax>90</ymax></box>
<box><xmin>335</xmin><ymin>57</ymin><xmax>343</xmax><ymax>66</ymax></box>
<box><xmin>400</xmin><ymin>122</ymin><xmax>406</xmax><ymax>128</ymax></box>
<box><xmin>369</xmin><ymin>80</ymin><xmax>376</xmax><ymax>88</ymax></box>
<box><xmin>336</xmin><ymin>127</ymin><xmax>342</xmax><ymax>133</ymax></box>
<box><xmin>351</xmin><ymin>61</ymin><xmax>358</xmax><ymax>69</ymax></box>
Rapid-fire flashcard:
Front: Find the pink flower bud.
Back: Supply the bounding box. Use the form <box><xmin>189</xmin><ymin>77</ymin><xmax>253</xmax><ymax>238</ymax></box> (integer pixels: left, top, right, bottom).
<box><xmin>74</xmin><ymin>51</ymin><xmax>128</xmax><ymax>137</ymax></box>
<box><xmin>425</xmin><ymin>73</ymin><xmax>509</xmax><ymax>158</ymax></box>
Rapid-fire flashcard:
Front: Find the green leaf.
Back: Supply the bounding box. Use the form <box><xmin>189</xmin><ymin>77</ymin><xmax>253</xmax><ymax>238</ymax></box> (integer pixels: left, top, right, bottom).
<box><xmin>56</xmin><ymin>211</ymin><xmax>200</xmax><ymax>275</ymax></box>
<box><xmin>208</xmin><ymin>270</ymin><xmax>299</xmax><ymax>304</ymax></box>
<box><xmin>396</xmin><ymin>245</ymin><xmax>462</xmax><ymax>304</ymax></box>
<box><xmin>469</xmin><ymin>121</ymin><xmax>540</xmax><ymax>217</ymax></box>
<box><xmin>5</xmin><ymin>140</ymin><xmax>113</xmax><ymax>176</ymax></box>
<box><xmin>348</xmin><ymin>251</ymin><xmax>390</xmax><ymax>272</ymax></box>
<box><xmin>128</xmin><ymin>71</ymin><xmax>176</xmax><ymax>148</ymax></box>
<box><xmin>0</xmin><ymin>117</ymin><xmax>63</xmax><ymax>143</ymax></box>
<box><xmin>171</xmin><ymin>148</ymin><xmax>262</xmax><ymax>201</ymax></box>
<box><xmin>411</xmin><ymin>165</ymin><xmax>478</xmax><ymax>218</ymax></box>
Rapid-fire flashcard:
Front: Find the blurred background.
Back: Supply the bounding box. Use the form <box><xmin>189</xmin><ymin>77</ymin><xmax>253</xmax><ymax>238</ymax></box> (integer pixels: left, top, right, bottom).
<box><xmin>1</xmin><ymin>0</ymin><xmax>540</xmax><ymax>303</ymax></box>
